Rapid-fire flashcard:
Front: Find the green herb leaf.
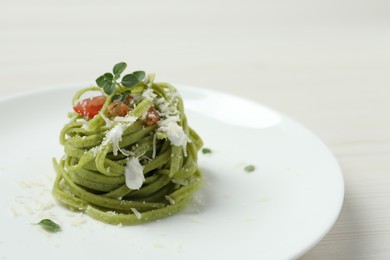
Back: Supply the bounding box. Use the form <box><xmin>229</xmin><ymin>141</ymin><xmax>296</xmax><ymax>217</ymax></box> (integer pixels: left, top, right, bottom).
<box><xmin>36</xmin><ymin>219</ymin><xmax>61</xmax><ymax>233</ymax></box>
<box><xmin>244</xmin><ymin>165</ymin><xmax>255</xmax><ymax>173</ymax></box>
<box><xmin>120</xmin><ymin>92</ymin><xmax>132</xmax><ymax>102</ymax></box>
<box><xmin>96</xmin><ymin>73</ymin><xmax>114</xmax><ymax>88</ymax></box>
<box><xmin>133</xmin><ymin>71</ymin><xmax>146</xmax><ymax>82</ymax></box>
<box><xmin>103</xmin><ymin>72</ymin><xmax>114</xmax><ymax>81</ymax></box>
<box><xmin>96</xmin><ymin>75</ymin><xmax>108</xmax><ymax>88</ymax></box>
<box><xmin>97</xmin><ymin>63</ymin><xmax>146</xmax><ymax>92</ymax></box>
<box><xmin>202</xmin><ymin>148</ymin><xmax>212</xmax><ymax>154</ymax></box>
<box><xmin>103</xmin><ymin>81</ymin><xmax>116</xmax><ymax>95</ymax></box>
<box><xmin>112</xmin><ymin>94</ymin><xmax>122</xmax><ymax>101</ymax></box>
<box><xmin>122</xmin><ymin>74</ymin><xmax>140</xmax><ymax>88</ymax></box>
<box><xmin>113</xmin><ymin>62</ymin><xmax>127</xmax><ymax>76</ymax></box>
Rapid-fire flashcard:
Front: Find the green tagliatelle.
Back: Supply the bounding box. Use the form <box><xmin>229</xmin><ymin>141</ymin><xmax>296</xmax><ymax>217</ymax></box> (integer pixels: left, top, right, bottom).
<box><xmin>53</xmin><ymin>74</ymin><xmax>203</xmax><ymax>225</ymax></box>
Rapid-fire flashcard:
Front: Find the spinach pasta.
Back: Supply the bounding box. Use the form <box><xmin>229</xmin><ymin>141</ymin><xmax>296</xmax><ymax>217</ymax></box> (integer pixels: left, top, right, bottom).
<box><xmin>52</xmin><ymin>63</ymin><xmax>203</xmax><ymax>225</ymax></box>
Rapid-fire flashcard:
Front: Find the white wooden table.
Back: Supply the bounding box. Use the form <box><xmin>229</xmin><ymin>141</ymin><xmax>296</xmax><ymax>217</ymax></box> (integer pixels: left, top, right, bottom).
<box><xmin>1</xmin><ymin>1</ymin><xmax>389</xmax><ymax>259</ymax></box>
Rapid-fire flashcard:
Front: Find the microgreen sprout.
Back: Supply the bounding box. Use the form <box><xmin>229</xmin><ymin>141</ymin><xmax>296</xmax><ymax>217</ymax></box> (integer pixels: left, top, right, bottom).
<box><xmin>96</xmin><ymin>62</ymin><xmax>146</xmax><ymax>95</ymax></box>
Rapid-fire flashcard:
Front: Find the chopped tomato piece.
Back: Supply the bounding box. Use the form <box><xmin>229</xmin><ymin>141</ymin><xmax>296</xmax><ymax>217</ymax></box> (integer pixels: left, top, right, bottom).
<box><xmin>144</xmin><ymin>107</ymin><xmax>160</xmax><ymax>126</ymax></box>
<box><xmin>73</xmin><ymin>96</ymin><xmax>106</xmax><ymax>119</ymax></box>
<box><xmin>107</xmin><ymin>101</ymin><xmax>131</xmax><ymax>118</ymax></box>
<box><xmin>124</xmin><ymin>95</ymin><xmax>133</xmax><ymax>105</ymax></box>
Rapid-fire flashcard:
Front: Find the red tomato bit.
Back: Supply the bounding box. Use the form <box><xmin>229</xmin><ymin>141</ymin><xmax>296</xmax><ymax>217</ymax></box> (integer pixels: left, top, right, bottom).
<box><xmin>73</xmin><ymin>96</ymin><xmax>106</xmax><ymax>119</ymax></box>
<box><xmin>144</xmin><ymin>107</ymin><xmax>160</xmax><ymax>126</ymax></box>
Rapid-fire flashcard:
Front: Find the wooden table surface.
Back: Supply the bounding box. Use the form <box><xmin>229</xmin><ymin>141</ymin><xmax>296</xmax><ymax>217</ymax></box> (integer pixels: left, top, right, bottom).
<box><xmin>1</xmin><ymin>1</ymin><xmax>389</xmax><ymax>259</ymax></box>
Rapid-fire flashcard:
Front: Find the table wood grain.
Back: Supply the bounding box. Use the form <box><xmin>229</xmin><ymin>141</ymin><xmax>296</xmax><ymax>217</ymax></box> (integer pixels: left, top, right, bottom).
<box><xmin>1</xmin><ymin>1</ymin><xmax>389</xmax><ymax>259</ymax></box>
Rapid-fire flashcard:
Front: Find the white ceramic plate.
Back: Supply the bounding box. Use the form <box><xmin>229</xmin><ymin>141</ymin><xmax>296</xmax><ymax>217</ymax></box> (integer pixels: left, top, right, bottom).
<box><xmin>0</xmin><ymin>85</ymin><xmax>344</xmax><ymax>260</ymax></box>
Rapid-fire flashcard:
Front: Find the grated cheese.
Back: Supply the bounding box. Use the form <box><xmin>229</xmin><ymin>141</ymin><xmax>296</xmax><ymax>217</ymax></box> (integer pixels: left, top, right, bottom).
<box><xmin>114</xmin><ymin>115</ymin><xmax>137</xmax><ymax>124</ymax></box>
<box><xmin>188</xmin><ymin>216</ymin><xmax>202</xmax><ymax>223</ymax></box>
<box><xmin>172</xmin><ymin>179</ymin><xmax>188</xmax><ymax>186</ymax></box>
<box><xmin>91</xmin><ymin>146</ymin><xmax>100</xmax><ymax>156</ymax></box>
<box><xmin>155</xmin><ymin>89</ymin><xmax>190</xmax><ymax>155</ymax></box>
<box><xmin>39</xmin><ymin>201</ymin><xmax>54</xmax><ymax>211</ymax></box>
<box><xmin>101</xmin><ymin>114</ymin><xmax>137</xmax><ymax>156</ymax></box>
<box><xmin>103</xmin><ymin>124</ymin><xmax>125</xmax><ymax>156</ymax></box>
<box><xmin>124</xmin><ymin>157</ymin><xmax>145</xmax><ymax>190</ymax></box>
<box><xmin>130</xmin><ymin>208</ymin><xmax>142</xmax><ymax>219</ymax></box>
<box><xmin>70</xmin><ymin>213</ymin><xmax>87</xmax><ymax>226</ymax></box>
<box><xmin>142</xmin><ymin>88</ymin><xmax>157</xmax><ymax>100</ymax></box>
<box><xmin>77</xmin><ymin>118</ymin><xmax>89</xmax><ymax>130</ymax></box>
<box><xmin>9</xmin><ymin>207</ymin><xmax>20</xmax><ymax>217</ymax></box>
<box><xmin>152</xmin><ymin>133</ymin><xmax>157</xmax><ymax>159</ymax></box>
<box><xmin>153</xmin><ymin>242</ymin><xmax>163</xmax><ymax>248</ymax></box>
<box><xmin>159</xmin><ymin>121</ymin><xmax>189</xmax><ymax>148</ymax></box>
<box><xmin>165</xmin><ymin>195</ymin><xmax>176</xmax><ymax>205</ymax></box>
<box><xmin>99</xmin><ymin>111</ymin><xmax>113</xmax><ymax>127</ymax></box>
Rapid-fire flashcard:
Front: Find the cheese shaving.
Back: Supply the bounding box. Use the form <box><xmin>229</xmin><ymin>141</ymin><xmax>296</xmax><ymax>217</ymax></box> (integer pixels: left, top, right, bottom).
<box><xmin>99</xmin><ymin>112</ymin><xmax>113</xmax><ymax>127</ymax></box>
<box><xmin>156</xmin><ymin>89</ymin><xmax>190</xmax><ymax>154</ymax></box>
<box><xmin>159</xmin><ymin>121</ymin><xmax>189</xmax><ymax>148</ymax></box>
<box><xmin>165</xmin><ymin>195</ymin><xmax>176</xmax><ymax>205</ymax></box>
<box><xmin>114</xmin><ymin>115</ymin><xmax>137</xmax><ymax>124</ymax></box>
<box><xmin>172</xmin><ymin>179</ymin><xmax>188</xmax><ymax>186</ymax></box>
<box><xmin>103</xmin><ymin>124</ymin><xmax>125</xmax><ymax>156</ymax></box>
<box><xmin>142</xmin><ymin>88</ymin><xmax>157</xmax><ymax>100</ymax></box>
<box><xmin>130</xmin><ymin>208</ymin><xmax>142</xmax><ymax>219</ymax></box>
<box><xmin>125</xmin><ymin>157</ymin><xmax>145</xmax><ymax>190</ymax></box>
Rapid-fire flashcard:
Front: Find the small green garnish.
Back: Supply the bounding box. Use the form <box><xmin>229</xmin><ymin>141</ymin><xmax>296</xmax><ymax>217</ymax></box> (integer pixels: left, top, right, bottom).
<box><xmin>113</xmin><ymin>62</ymin><xmax>127</xmax><ymax>78</ymax></box>
<box><xmin>35</xmin><ymin>219</ymin><xmax>61</xmax><ymax>233</ymax></box>
<box><xmin>202</xmin><ymin>148</ymin><xmax>212</xmax><ymax>154</ymax></box>
<box><xmin>133</xmin><ymin>71</ymin><xmax>146</xmax><ymax>82</ymax></box>
<box><xmin>244</xmin><ymin>165</ymin><xmax>255</xmax><ymax>173</ymax></box>
<box><xmin>96</xmin><ymin>62</ymin><xmax>146</xmax><ymax>95</ymax></box>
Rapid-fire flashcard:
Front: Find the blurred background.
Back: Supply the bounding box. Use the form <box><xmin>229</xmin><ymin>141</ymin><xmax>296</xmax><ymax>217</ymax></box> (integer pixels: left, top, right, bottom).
<box><xmin>1</xmin><ymin>0</ymin><xmax>389</xmax><ymax>258</ymax></box>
